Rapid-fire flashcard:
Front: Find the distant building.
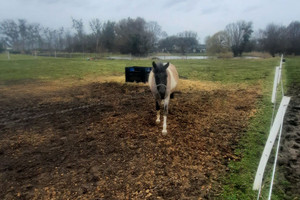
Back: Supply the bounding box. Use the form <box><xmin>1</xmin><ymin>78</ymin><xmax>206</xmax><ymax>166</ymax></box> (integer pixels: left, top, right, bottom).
<box><xmin>193</xmin><ymin>44</ymin><xmax>206</xmax><ymax>53</ymax></box>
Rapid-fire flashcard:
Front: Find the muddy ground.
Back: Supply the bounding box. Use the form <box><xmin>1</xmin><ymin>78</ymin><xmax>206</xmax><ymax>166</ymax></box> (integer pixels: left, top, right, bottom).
<box><xmin>278</xmin><ymin>84</ymin><xmax>300</xmax><ymax>198</ymax></box>
<box><xmin>0</xmin><ymin>79</ymin><xmax>259</xmax><ymax>199</ymax></box>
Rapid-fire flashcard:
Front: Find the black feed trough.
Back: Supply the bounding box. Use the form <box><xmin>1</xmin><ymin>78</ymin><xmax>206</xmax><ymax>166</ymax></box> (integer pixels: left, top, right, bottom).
<box><xmin>125</xmin><ymin>66</ymin><xmax>152</xmax><ymax>83</ymax></box>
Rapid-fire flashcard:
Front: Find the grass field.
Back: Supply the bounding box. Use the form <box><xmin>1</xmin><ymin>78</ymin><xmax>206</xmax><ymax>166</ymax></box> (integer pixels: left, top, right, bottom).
<box><xmin>0</xmin><ymin>54</ymin><xmax>277</xmax><ymax>85</ymax></box>
<box><xmin>285</xmin><ymin>57</ymin><xmax>300</xmax><ymax>87</ymax></box>
<box><xmin>1</xmin><ymin>54</ymin><xmax>296</xmax><ymax>199</ymax></box>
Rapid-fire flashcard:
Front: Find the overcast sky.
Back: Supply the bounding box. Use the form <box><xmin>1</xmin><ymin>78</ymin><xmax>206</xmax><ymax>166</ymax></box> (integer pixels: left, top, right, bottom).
<box><xmin>1</xmin><ymin>0</ymin><xmax>299</xmax><ymax>43</ymax></box>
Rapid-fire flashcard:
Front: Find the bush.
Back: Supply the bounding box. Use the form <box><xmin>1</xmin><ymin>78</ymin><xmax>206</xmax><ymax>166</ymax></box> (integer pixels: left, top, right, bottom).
<box><xmin>243</xmin><ymin>51</ymin><xmax>272</xmax><ymax>59</ymax></box>
<box><xmin>216</xmin><ymin>52</ymin><xmax>233</xmax><ymax>58</ymax></box>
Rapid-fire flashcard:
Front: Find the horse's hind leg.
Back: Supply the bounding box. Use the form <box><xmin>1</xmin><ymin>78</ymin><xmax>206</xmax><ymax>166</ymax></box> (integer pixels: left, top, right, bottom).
<box><xmin>156</xmin><ymin>100</ymin><xmax>161</xmax><ymax>124</ymax></box>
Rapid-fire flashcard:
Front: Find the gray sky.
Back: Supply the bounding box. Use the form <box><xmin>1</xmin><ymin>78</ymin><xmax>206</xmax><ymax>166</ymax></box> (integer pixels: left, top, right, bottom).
<box><xmin>1</xmin><ymin>0</ymin><xmax>299</xmax><ymax>42</ymax></box>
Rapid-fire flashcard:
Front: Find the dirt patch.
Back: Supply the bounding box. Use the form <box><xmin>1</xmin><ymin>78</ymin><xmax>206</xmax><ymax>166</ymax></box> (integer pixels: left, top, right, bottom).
<box><xmin>0</xmin><ymin>80</ymin><xmax>259</xmax><ymax>199</ymax></box>
<box><xmin>278</xmin><ymin>85</ymin><xmax>300</xmax><ymax>198</ymax></box>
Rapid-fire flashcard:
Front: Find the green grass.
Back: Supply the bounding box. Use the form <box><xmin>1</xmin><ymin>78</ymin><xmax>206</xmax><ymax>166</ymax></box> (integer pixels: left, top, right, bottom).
<box><xmin>221</xmin><ymin>57</ymin><xmax>300</xmax><ymax>200</ymax></box>
<box><xmin>1</xmin><ymin>53</ymin><xmax>290</xmax><ymax>199</ymax></box>
<box><xmin>0</xmin><ymin>56</ymin><xmax>136</xmax><ymax>84</ymax></box>
<box><xmin>285</xmin><ymin>57</ymin><xmax>300</xmax><ymax>88</ymax></box>
<box><xmin>1</xmin><ymin>54</ymin><xmax>278</xmax><ymax>85</ymax></box>
<box><xmin>221</xmin><ymin>92</ymin><xmax>275</xmax><ymax>199</ymax></box>
<box><xmin>220</xmin><ymin>60</ymin><xmax>277</xmax><ymax>199</ymax></box>
<box><xmin>173</xmin><ymin>58</ymin><xmax>276</xmax><ymax>84</ymax></box>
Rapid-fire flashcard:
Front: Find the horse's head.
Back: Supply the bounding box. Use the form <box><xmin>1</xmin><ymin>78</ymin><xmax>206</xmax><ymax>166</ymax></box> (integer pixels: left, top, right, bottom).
<box><xmin>152</xmin><ymin>61</ymin><xmax>169</xmax><ymax>99</ymax></box>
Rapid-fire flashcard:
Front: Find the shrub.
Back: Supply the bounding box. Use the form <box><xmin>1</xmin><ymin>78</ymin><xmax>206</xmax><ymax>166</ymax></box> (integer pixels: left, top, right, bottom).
<box><xmin>243</xmin><ymin>51</ymin><xmax>272</xmax><ymax>58</ymax></box>
<box><xmin>216</xmin><ymin>52</ymin><xmax>233</xmax><ymax>58</ymax></box>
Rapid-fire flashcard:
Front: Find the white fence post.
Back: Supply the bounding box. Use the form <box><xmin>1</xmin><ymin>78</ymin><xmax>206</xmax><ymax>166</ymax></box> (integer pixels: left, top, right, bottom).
<box><xmin>279</xmin><ymin>54</ymin><xmax>283</xmax><ymax>68</ymax></box>
<box><xmin>253</xmin><ymin>96</ymin><xmax>290</xmax><ymax>190</ymax></box>
<box><xmin>271</xmin><ymin>67</ymin><xmax>280</xmax><ymax>104</ymax></box>
<box><xmin>7</xmin><ymin>50</ymin><xmax>10</xmax><ymax>60</ymax></box>
<box><xmin>277</xmin><ymin>66</ymin><xmax>282</xmax><ymax>85</ymax></box>
<box><xmin>254</xmin><ymin>54</ymin><xmax>289</xmax><ymax>200</ymax></box>
<box><xmin>267</xmin><ymin>109</ymin><xmax>285</xmax><ymax>200</ymax></box>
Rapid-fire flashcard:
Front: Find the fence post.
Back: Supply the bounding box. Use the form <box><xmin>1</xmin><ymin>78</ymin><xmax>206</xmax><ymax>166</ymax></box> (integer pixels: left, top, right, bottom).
<box><xmin>253</xmin><ymin>96</ymin><xmax>290</xmax><ymax>190</ymax></box>
<box><xmin>7</xmin><ymin>50</ymin><xmax>10</xmax><ymax>60</ymax></box>
<box><xmin>271</xmin><ymin>67</ymin><xmax>280</xmax><ymax>103</ymax></box>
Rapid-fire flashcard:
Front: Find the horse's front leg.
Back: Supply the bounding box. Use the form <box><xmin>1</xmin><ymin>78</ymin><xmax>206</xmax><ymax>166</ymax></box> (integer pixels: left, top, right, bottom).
<box><xmin>155</xmin><ymin>100</ymin><xmax>161</xmax><ymax>124</ymax></box>
<box><xmin>162</xmin><ymin>96</ymin><xmax>170</xmax><ymax>135</ymax></box>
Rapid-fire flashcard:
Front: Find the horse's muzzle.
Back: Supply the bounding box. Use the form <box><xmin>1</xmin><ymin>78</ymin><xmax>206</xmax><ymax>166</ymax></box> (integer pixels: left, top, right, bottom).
<box><xmin>157</xmin><ymin>87</ymin><xmax>166</xmax><ymax>99</ymax></box>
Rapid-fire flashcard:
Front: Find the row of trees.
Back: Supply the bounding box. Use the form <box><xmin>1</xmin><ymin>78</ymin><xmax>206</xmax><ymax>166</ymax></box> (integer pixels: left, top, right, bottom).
<box><xmin>1</xmin><ymin>18</ymin><xmax>299</xmax><ymax>56</ymax></box>
<box><xmin>158</xmin><ymin>31</ymin><xmax>199</xmax><ymax>54</ymax></box>
<box><xmin>206</xmin><ymin>20</ymin><xmax>300</xmax><ymax>56</ymax></box>
<box><xmin>0</xmin><ymin>17</ymin><xmax>199</xmax><ymax>56</ymax></box>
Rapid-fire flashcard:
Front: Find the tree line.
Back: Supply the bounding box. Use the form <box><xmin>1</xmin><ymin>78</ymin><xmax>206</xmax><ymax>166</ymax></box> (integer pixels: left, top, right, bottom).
<box><xmin>1</xmin><ymin>17</ymin><xmax>299</xmax><ymax>56</ymax></box>
<box><xmin>0</xmin><ymin>17</ymin><xmax>199</xmax><ymax>56</ymax></box>
<box><xmin>206</xmin><ymin>20</ymin><xmax>300</xmax><ymax>56</ymax></box>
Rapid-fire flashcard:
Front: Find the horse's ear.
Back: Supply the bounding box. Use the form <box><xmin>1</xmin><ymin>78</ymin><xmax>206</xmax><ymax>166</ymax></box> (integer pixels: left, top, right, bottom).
<box><xmin>164</xmin><ymin>62</ymin><xmax>169</xmax><ymax>69</ymax></box>
<box><xmin>152</xmin><ymin>61</ymin><xmax>157</xmax><ymax>69</ymax></box>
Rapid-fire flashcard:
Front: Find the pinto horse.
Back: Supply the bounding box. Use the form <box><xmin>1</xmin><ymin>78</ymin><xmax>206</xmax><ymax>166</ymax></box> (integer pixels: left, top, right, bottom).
<box><xmin>148</xmin><ymin>62</ymin><xmax>179</xmax><ymax>135</ymax></box>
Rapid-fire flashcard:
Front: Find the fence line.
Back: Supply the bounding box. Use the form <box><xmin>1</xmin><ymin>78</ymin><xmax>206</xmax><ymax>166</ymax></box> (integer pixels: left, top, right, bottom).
<box><xmin>253</xmin><ymin>96</ymin><xmax>290</xmax><ymax>190</ymax></box>
<box><xmin>253</xmin><ymin>55</ymin><xmax>291</xmax><ymax>199</ymax></box>
<box><xmin>268</xmin><ymin>109</ymin><xmax>285</xmax><ymax>200</ymax></box>
<box><xmin>271</xmin><ymin>66</ymin><xmax>280</xmax><ymax>104</ymax></box>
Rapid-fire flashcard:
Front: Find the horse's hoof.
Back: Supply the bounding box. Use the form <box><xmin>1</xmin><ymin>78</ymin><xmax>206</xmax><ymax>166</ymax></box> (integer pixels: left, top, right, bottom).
<box><xmin>162</xmin><ymin>130</ymin><xmax>167</xmax><ymax>135</ymax></box>
<box><xmin>156</xmin><ymin>119</ymin><xmax>160</xmax><ymax>124</ymax></box>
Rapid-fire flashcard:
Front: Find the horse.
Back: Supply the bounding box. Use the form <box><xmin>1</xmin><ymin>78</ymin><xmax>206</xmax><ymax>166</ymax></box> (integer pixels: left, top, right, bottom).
<box><xmin>148</xmin><ymin>61</ymin><xmax>179</xmax><ymax>135</ymax></box>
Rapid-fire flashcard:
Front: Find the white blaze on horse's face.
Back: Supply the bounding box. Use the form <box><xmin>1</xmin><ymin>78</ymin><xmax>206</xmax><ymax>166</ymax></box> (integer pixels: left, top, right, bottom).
<box><xmin>149</xmin><ymin>61</ymin><xmax>179</xmax><ymax>135</ymax></box>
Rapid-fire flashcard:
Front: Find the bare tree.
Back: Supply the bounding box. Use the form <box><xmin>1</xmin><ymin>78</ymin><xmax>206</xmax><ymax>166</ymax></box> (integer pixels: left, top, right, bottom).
<box><xmin>26</xmin><ymin>23</ymin><xmax>41</xmax><ymax>50</ymax></box>
<box><xmin>178</xmin><ymin>31</ymin><xmax>198</xmax><ymax>39</ymax></box>
<box><xmin>0</xmin><ymin>17</ymin><xmax>168</xmax><ymax>55</ymax></box>
<box><xmin>160</xmin><ymin>31</ymin><xmax>168</xmax><ymax>39</ymax></box>
<box><xmin>101</xmin><ymin>21</ymin><xmax>115</xmax><ymax>52</ymax></box>
<box><xmin>0</xmin><ymin>39</ymin><xmax>5</xmax><ymax>52</ymax></box>
<box><xmin>158</xmin><ymin>36</ymin><xmax>177</xmax><ymax>52</ymax></box>
<box><xmin>89</xmin><ymin>18</ymin><xmax>102</xmax><ymax>53</ymax></box>
<box><xmin>225</xmin><ymin>21</ymin><xmax>253</xmax><ymax>56</ymax></box>
<box><xmin>0</xmin><ymin>19</ymin><xmax>19</xmax><ymax>50</ymax></box>
<box><xmin>286</xmin><ymin>21</ymin><xmax>300</xmax><ymax>55</ymax></box>
<box><xmin>146</xmin><ymin>21</ymin><xmax>162</xmax><ymax>48</ymax></box>
<box><xmin>72</xmin><ymin>18</ymin><xmax>85</xmax><ymax>54</ymax></box>
<box><xmin>65</xmin><ymin>30</ymin><xmax>74</xmax><ymax>53</ymax></box>
<box><xmin>177</xmin><ymin>31</ymin><xmax>199</xmax><ymax>54</ymax></box>
<box><xmin>158</xmin><ymin>32</ymin><xmax>199</xmax><ymax>54</ymax></box>
<box><xmin>57</xmin><ymin>27</ymin><xmax>65</xmax><ymax>50</ymax></box>
<box><xmin>115</xmin><ymin>17</ymin><xmax>155</xmax><ymax>55</ymax></box>
<box><xmin>18</xmin><ymin>19</ymin><xmax>28</xmax><ymax>52</ymax></box>
<box><xmin>43</xmin><ymin>27</ymin><xmax>54</xmax><ymax>51</ymax></box>
<box><xmin>205</xmin><ymin>31</ymin><xmax>230</xmax><ymax>55</ymax></box>
<box><xmin>261</xmin><ymin>23</ymin><xmax>286</xmax><ymax>56</ymax></box>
